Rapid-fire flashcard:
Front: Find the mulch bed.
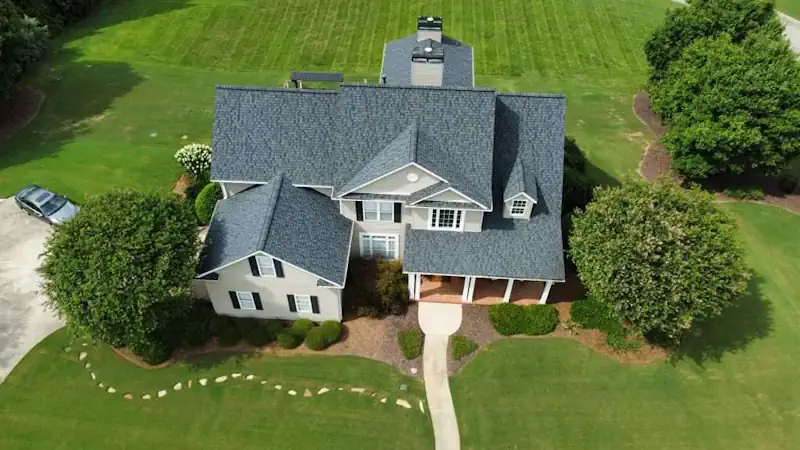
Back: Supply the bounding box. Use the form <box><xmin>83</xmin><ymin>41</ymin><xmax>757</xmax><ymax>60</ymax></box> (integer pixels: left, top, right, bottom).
<box><xmin>0</xmin><ymin>86</ymin><xmax>45</xmax><ymax>141</ymax></box>
<box><xmin>633</xmin><ymin>91</ymin><xmax>674</xmax><ymax>182</ymax></box>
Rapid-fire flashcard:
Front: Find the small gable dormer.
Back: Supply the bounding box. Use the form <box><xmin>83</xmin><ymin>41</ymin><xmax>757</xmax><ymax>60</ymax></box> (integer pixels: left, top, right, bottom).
<box><xmin>503</xmin><ymin>157</ymin><xmax>537</xmax><ymax>220</ymax></box>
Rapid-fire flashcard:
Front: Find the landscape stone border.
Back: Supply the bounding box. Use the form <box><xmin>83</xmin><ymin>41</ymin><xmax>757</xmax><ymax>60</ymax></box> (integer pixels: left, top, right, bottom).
<box><xmin>67</xmin><ymin>344</ymin><xmax>425</xmax><ymax>414</ymax></box>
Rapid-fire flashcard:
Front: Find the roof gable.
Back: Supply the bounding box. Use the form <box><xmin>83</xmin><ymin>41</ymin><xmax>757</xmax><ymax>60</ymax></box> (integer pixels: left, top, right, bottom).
<box><xmin>503</xmin><ymin>157</ymin><xmax>538</xmax><ymax>202</ymax></box>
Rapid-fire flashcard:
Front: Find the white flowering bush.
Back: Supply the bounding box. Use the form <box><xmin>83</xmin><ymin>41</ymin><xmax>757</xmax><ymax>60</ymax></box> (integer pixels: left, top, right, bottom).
<box><xmin>174</xmin><ymin>143</ymin><xmax>212</xmax><ymax>182</ymax></box>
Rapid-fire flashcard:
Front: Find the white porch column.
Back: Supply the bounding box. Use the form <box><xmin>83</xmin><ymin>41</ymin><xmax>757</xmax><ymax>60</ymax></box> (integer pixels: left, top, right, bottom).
<box><xmin>461</xmin><ymin>276</ymin><xmax>472</xmax><ymax>302</ymax></box>
<box><xmin>467</xmin><ymin>276</ymin><xmax>477</xmax><ymax>302</ymax></box>
<box><xmin>503</xmin><ymin>279</ymin><xmax>515</xmax><ymax>303</ymax></box>
<box><xmin>539</xmin><ymin>280</ymin><xmax>554</xmax><ymax>304</ymax></box>
<box><xmin>408</xmin><ymin>273</ymin><xmax>416</xmax><ymax>300</ymax></box>
<box><xmin>414</xmin><ymin>273</ymin><xmax>422</xmax><ymax>300</ymax></box>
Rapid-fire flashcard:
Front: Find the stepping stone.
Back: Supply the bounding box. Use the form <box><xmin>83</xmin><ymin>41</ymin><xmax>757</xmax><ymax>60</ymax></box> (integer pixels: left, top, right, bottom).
<box><xmin>274</xmin><ymin>385</ymin><xmax>282</xmax><ymax>390</ymax></box>
<box><xmin>64</xmin><ymin>346</ymin><xmax>72</xmax><ymax>353</ymax></box>
<box><xmin>158</xmin><ymin>390</ymin><xmax>167</xmax><ymax>398</ymax></box>
<box><xmin>90</xmin><ymin>372</ymin><xmax>96</xmax><ymax>380</ymax></box>
<box><xmin>371</xmin><ymin>393</ymin><xmax>376</xmax><ymax>397</ymax></box>
<box><xmin>181</xmin><ymin>135</ymin><xmax>188</xmax><ymax>140</ymax></box>
<box><xmin>231</xmin><ymin>373</ymin><xmax>241</xmax><ymax>378</ymax></box>
<box><xmin>396</xmin><ymin>399</ymin><xmax>411</xmax><ymax>409</ymax></box>
<box><xmin>84</xmin><ymin>362</ymin><xmax>91</xmax><ymax>369</ymax></box>
<box><xmin>338</xmin><ymin>387</ymin><xmax>343</xmax><ymax>391</ymax></box>
<box><xmin>199</xmin><ymin>378</ymin><xmax>207</xmax><ymax>386</ymax></box>
<box><xmin>304</xmin><ymin>389</ymin><xmax>312</xmax><ymax>397</ymax></box>
<box><xmin>79</xmin><ymin>352</ymin><xmax>88</xmax><ymax>361</ymax></box>
<box><xmin>98</xmin><ymin>383</ymin><xmax>105</xmax><ymax>389</ymax></box>
<box><xmin>288</xmin><ymin>390</ymin><xmax>297</xmax><ymax>396</ymax></box>
<box><xmin>188</xmin><ymin>380</ymin><xmax>192</xmax><ymax>389</ymax></box>
<box><xmin>260</xmin><ymin>381</ymin><xmax>267</xmax><ymax>385</ymax></box>
<box><xmin>399</xmin><ymin>384</ymin><xmax>408</xmax><ymax>391</ymax></box>
<box><xmin>215</xmin><ymin>376</ymin><xmax>227</xmax><ymax>383</ymax></box>
<box><xmin>380</xmin><ymin>398</ymin><xmax>387</xmax><ymax>404</ymax></box>
<box><xmin>82</xmin><ymin>343</ymin><xmax>88</xmax><ymax>347</ymax></box>
<box><xmin>317</xmin><ymin>388</ymin><xmax>330</xmax><ymax>395</ymax></box>
<box><xmin>173</xmin><ymin>383</ymin><xmax>182</xmax><ymax>391</ymax></box>
<box><xmin>419</xmin><ymin>401</ymin><xmax>425</xmax><ymax>414</ymax></box>
<box><xmin>107</xmin><ymin>387</ymin><xmax>116</xmax><ymax>394</ymax></box>
<box><xmin>142</xmin><ymin>395</ymin><xmax>151</xmax><ymax>400</ymax></box>
<box><xmin>410</xmin><ymin>367</ymin><xmax>418</xmax><ymax>375</ymax></box>
<box><xmin>245</xmin><ymin>375</ymin><xmax>254</xmax><ymax>381</ymax></box>
<box><xmin>123</xmin><ymin>394</ymin><xmax>133</xmax><ymax>400</ymax></box>
<box><xmin>350</xmin><ymin>387</ymin><xmax>365</xmax><ymax>394</ymax></box>
<box><xmin>150</xmin><ymin>132</ymin><xmax>158</xmax><ymax>138</ymax></box>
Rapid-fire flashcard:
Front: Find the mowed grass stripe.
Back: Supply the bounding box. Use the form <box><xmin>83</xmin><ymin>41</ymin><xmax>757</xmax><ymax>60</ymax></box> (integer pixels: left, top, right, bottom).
<box><xmin>175</xmin><ymin>6</ymin><xmax>216</xmax><ymax>68</ymax></box>
<box><xmin>201</xmin><ymin>7</ymin><xmax>249</xmax><ymax>70</ymax></box>
<box><xmin>535</xmin><ymin>0</ymin><xmax>568</xmax><ymax>77</ymax></box>
<box><xmin>495</xmin><ymin>0</ymin><xmax>520</xmax><ymax>75</ymax></box>
<box><xmin>507</xmin><ymin>0</ymin><xmax>536</xmax><ymax>75</ymax></box>
<box><xmin>229</xmin><ymin>10</ymin><xmax>267</xmax><ymax>71</ymax></box>
<box><xmin>569</xmin><ymin>0</ymin><xmax>609</xmax><ymax>75</ymax></box>
<box><xmin>261</xmin><ymin>3</ymin><xmax>297</xmax><ymax>69</ymax></box>
<box><xmin>605</xmin><ymin>0</ymin><xmax>645</xmax><ymax>71</ymax></box>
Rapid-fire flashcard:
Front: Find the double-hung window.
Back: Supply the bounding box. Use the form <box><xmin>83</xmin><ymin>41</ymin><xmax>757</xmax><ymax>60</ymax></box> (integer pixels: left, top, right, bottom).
<box><xmin>255</xmin><ymin>255</ymin><xmax>275</xmax><ymax>277</ymax></box>
<box><xmin>360</xmin><ymin>233</ymin><xmax>398</xmax><ymax>259</ymax></box>
<box><xmin>429</xmin><ymin>209</ymin><xmax>463</xmax><ymax>230</ymax></box>
<box><xmin>510</xmin><ymin>200</ymin><xmax>528</xmax><ymax>217</ymax></box>
<box><xmin>363</xmin><ymin>201</ymin><xmax>394</xmax><ymax>222</ymax></box>
<box><xmin>236</xmin><ymin>291</ymin><xmax>257</xmax><ymax>310</ymax></box>
<box><xmin>294</xmin><ymin>294</ymin><xmax>313</xmax><ymax>313</ymax></box>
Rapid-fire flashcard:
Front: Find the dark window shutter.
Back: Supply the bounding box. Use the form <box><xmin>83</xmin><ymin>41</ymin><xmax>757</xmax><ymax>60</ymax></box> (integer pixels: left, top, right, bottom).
<box><xmin>310</xmin><ymin>296</ymin><xmax>320</xmax><ymax>314</ymax></box>
<box><xmin>253</xmin><ymin>292</ymin><xmax>263</xmax><ymax>310</ymax></box>
<box><xmin>355</xmin><ymin>201</ymin><xmax>363</xmax><ymax>221</ymax></box>
<box><xmin>248</xmin><ymin>256</ymin><xmax>259</xmax><ymax>276</ymax></box>
<box><xmin>274</xmin><ymin>259</ymin><xmax>284</xmax><ymax>278</ymax></box>
<box><xmin>394</xmin><ymin>203</ymin><xmax>402</xmax><ymax>223</ymax></box>
<box><xmin>287</xmin><ymin>295</ymin><xmax>297</xmax><ymax>312</ymax></box>
<box><xmin>229</xmin><ymin>291</ymin><xmax>241</xmax><ymax>309</ymax></box>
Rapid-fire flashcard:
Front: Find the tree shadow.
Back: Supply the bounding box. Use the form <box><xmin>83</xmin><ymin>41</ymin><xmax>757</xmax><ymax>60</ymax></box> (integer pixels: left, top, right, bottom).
<box><xmin>672</xmin><ymin>275</ymin><xmax>773</xmax><ymax>366</ymax></box>
<box><xmin>182</xmin><ymin>349</ymin><xmax>259</xmax><ymax>372</ymax></box>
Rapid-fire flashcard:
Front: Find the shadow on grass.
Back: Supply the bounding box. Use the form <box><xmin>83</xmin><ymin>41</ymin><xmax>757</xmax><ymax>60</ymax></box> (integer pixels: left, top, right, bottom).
<box><xmin>182</xmin><ymin>350</ymin><xmax>260</xmax><ymax>372</ymax></box>
<box><xmin>673</xmin><ymin>275</ymin><xmax>773</xmax><ymax>366</ymax></box>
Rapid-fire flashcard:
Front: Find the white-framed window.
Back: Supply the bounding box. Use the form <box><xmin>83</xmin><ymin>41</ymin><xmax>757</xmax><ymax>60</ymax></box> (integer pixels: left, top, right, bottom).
<box><xmin>363</xmin><ymin>201</ymin><xmax>394</xmax><ymax>222</ymax></box>
<box><xmin>429</xmin><ymin>208</ymin><xmax>463</xmax><ymax>230</ymax></box>
<box><xmin>294</xmin><ymin>294</ymin><xmax>313</xmax><ymax>313</ymax></box>
<box><xmin>236</xmin><ymin>291</ymin><xmax>257</xmax><ymax>310</ymax></box>
<box><xmin>360</xmin><ymin>233</ymin><xmax>399</xmax><ymax>259</ymax></box>
<box><xmin>510</xmin><ymin>199</ymin><xmax>528</xmax><ymax>216</ymax></box>
<box><xmin>255</xmin><ymin>255</ymin><xmax>275</xmax><ymax>277</ymax></box>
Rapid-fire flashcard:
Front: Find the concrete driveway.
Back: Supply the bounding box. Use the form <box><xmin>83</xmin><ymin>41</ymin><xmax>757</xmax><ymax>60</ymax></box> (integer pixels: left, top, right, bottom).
<box><xmin>0</xmin><ymin>198</ymin><xmax>63</xmax><ymax>384</ymax></box>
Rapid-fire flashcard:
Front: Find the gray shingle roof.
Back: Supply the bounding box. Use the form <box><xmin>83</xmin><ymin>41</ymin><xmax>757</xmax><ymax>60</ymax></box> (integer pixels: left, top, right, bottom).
<box><xmin>382</xmin><ymin>35</ymin><xmax>473</xmax><ymax>87</ymax></box>
<box><xmin>407</xmin><ymin>181</ymin><xmax>448</xmax><ymax>203</ymax></box>
<box><xmin>198</xmin><ymin>174</ymin><xmax>353</xmax><ymax>286</ymax></box>
<box><xmin>503</xmin><ymin>157</ymin><xmax>538</xmax><ymax>202</ymax></box>
<box><xmin>211</xmin><ymin>86</ymin><xmax>339</xmax><ymax>184</ymax></box>
<box><xmin>404</xmin><ymin>94</ymin><xmax>566</xmax><ymax>280</ymax></box>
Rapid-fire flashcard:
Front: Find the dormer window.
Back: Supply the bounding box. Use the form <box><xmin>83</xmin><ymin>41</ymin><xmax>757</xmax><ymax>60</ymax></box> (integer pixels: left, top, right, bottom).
<box><xmin>429</xmin><ymin>208</ymin><xmax>464</xmax><ymax>231</ymax></box>
<box><xmin>510</xmin><ymin>200</ymin><xmax>528</xmax><ymax>217</ymax></box>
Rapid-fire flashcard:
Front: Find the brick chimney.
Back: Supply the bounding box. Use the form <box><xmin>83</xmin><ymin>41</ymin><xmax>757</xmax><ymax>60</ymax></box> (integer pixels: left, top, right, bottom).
<box><xmin>411</xmin><ymin>39</ymin><xmax>444</xmax><ymax>87</ymax></box>
<box><xmin>417</xmin><ymin>16</ymin><xmax>443</xmax><ymax>42</ymax></box>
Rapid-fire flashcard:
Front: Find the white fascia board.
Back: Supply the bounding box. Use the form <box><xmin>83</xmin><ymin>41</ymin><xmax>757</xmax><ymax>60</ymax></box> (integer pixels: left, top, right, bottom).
<box><xmin>213</xmin><ymin>179</ymin><xmax>268</xmax><ymax>185</ymax></box>
<box><xmin>504</xmin><ymin>192</ymin><xmax>537</xmax><ymax>203</ymax></box>
<box><xmin>411</xmin><ymin>186</ymin><xmax>489</xmax><ymax>210</ymax></box>
<box><xmin>399</xmin><ymin>269</ymin><xmax>565</xmax><ymax>283</ymax></box>
<box><xmin>407</xmin><ymin>186</ymin><xmax>453</xmax><ymax>205</ymax></box>
<box><xmin>339</xmin><ymin>222</ymin><xmax>355</xmax><ymax>289</ymax></box>
<box><xmin>336</xmin><ymin>162</ymin><xmax>447</xmax><ymax>198</ymax></box>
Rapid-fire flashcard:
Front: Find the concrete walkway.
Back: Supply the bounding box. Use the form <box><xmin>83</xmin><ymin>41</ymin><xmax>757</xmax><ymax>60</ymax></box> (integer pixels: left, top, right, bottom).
<box><xmin>418</xmin><ymin>302</ymin><xmax>462</xmax><ymax>450</ymax></box>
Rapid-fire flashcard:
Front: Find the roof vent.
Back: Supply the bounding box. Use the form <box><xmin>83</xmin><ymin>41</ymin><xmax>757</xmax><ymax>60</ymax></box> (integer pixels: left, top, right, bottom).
<box><xmin>424</xmin><ymin>47</ymin><xmax>433</xmax><ymax>53</ymax></box>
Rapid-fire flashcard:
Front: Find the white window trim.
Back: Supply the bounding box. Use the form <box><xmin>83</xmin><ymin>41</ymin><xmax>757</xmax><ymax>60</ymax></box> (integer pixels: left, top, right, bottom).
<box><xmin>362</xmin><ymin>200</ymin><xmax>395</xmax><ymax>222</ymax></box>
<box><xmin>294</xmin><ymin>294</ymin><xmax>314</xmax><ymax>314</ymax></box>
<box><xmin>510</xmin><ymin>199</ymin><xmax>528</xmax><ymax>217</ymax></box>
<box><xmin>359</xmin><ymin>233</ymin><xmax>399</xmax><ymax>259</ymax></box>
<box><xmin>428</xmin><ymin>208</ymin><xmax>465</xmax><ymax>231</ymax></box>
<box><xmin>236</xmin><ymin>291</ymin><xmax>257</xmax><ymax>310</ymax></box>
<box><xmin>255</xmin><ymin>255</ymin><xmax>276</xmax><ymax>277</ymax></box>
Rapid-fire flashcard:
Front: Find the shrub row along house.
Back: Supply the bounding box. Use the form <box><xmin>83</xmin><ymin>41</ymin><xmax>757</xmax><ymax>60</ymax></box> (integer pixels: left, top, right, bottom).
<box><xmin>194</xmin><ymin>16</ymin><xmax>567</xmax><ymax>322</ymax></box>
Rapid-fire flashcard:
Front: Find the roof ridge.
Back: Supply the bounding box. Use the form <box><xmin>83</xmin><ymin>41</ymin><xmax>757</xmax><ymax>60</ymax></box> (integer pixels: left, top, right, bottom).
<box><xmin>257</xmin><ymin>172</ymin><xmax>285</xmax><ymax>250</ymax></box>
<box><xmin>497</xmin><ymin>92</ymin><xmax>566</xmax><ymax>99</ymax></box>
<box><xmin>408</xmin><ymin>120</ymin><xmax>418</xmax><ymax>162</ymax></box>
<box><xmin>216</xmin><ymin>85</ymin><xmax>340</xmax><ymax>95</ymax></box>
<box><xmin>341</xmin><ymin>83</ymin><xmax>494</xmax><ymax>93</ymax></box>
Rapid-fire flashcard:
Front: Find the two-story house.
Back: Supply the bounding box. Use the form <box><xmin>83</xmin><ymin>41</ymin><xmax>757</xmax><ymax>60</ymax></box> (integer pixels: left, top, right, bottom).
<box><xmin>194</xmin><ymin>16</ymin><xmax>566</xmax><ymax>322</ymax></box>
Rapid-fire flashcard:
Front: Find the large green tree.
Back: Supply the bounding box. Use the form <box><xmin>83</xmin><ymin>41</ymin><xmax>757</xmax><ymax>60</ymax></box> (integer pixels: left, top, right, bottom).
<box><xmin>644</xmin><ymin>0</ymin><xmax>782</xmax><ymax>82</ymax></box>
<box><xmin>12</xmin><ymin>0</ymin><xmax>99</xmax><ymax>32</ymax></box>
<box><xmin>0</xmin><ymin>0</ymin><xmax>48</xmax><ymax>97</ymax></box>
<box><xmin>40</xmin><ymin>191</ymin><xmax>201</xmax><ymax>352</ymax></box>
<box><xmin>650</xmin><ymin>32</ymin><xmax>800</xmax><ymax>178</ymax></box>
<box><xmin>569</xmin><ymin>179</ymin><xmax>750</xmax><ymax>342</ymax></box>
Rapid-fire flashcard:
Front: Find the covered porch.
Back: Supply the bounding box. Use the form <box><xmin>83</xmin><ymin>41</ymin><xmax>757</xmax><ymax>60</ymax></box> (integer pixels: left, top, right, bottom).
<box><xmin>407</xmin><ymin>273</ymin><xmax>557</xmax><ymax>304</ymax></box>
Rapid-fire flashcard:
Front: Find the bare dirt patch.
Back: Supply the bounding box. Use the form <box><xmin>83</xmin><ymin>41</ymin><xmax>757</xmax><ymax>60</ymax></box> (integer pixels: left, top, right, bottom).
<box><xmin>633</xmin><ymin>91</ymin><xmax>674</xmax><ymax>182</ymax></box>
<box><xmin>172</xmin><ymin>173</ymin><xmax>191</xmax><ymax>198</ymax></box>
<box><xmin>0</xmin><ymin>87</ymin><xmax>45</xmax><ymax>140</ymax></box>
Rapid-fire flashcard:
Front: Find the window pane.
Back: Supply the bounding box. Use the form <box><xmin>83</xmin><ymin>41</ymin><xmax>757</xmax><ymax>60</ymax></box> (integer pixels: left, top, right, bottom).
<box><xmin>437</xmin><ymin>209</ymin><xmax>455</xmax><ymax>228</ymax></box>
<box><xmin>455</xmin><ymin>211</ymin><xmax>462</xmax><ymax>228</ymax></box>
<box><xmin>363</xmin><ymin>201</ymin><xmax>378</xmax><ymax>212</ymax></box>
<box><xmin>379</xmin><ymin>202</ymin><xmax>394</xmax><ymax>213</ymax></box>
<box><xmin>255</xmin><ymin>255</ymin><xmax>275</xmax><ymax>276</ymax></box>
<box><xmin>237</xmin><ymin>292</ymin><xmax>256</xmax><ymax>310</ymax></box>
<box><xmin>295</xmin><ymin>295</ymin><xmax>313</xmax><ymax>313</ymax></box>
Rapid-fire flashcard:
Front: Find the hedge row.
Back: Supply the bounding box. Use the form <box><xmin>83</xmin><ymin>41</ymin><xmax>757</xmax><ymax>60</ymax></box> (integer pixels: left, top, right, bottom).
<box><xmin>488</xmin><ymin>303</ymin><xmax>559</xmax><ymax>336</ymax></box>
<box><xmin>570</xmin><ymin>297</ymin><xmax>640</xmax><ymax>351</ymax></box>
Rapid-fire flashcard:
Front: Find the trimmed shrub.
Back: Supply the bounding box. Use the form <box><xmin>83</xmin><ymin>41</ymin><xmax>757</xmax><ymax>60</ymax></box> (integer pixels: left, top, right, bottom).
<box><xmin>524</xmin><ymin>305</ymin><xmax>559</xmax><ymax>335</ymax></box>
<box><xmin>489</xmin><ymin>303</ymin><xmax>526</xmax><ymax>336</ymax></box>
<box><xmin>723</xmin><ymin>187</ymin><xmax>765</xmax><ymax>201</ymax></box>
<box><xmin>320</xmin><ymin>321</ymin><xmax>343</xmax><ymax>345</ymax></box>
<box><xmin>130</xmin><ymin>338</ymin><xmax>172</xmax><ymax>365</ymax></box>
<box><xmin>277</xmin><ymin>330</ymin><xmax>303</xmax><ymax>349</ymax></box>
<box><xmin>217</xmin><ymin>326</ymin><xmax>242</xmax><ymax>347</ymax></box>
<box><xmin>451</xmin><ymin>335</ymin><xmax>478</xmax><ymax>361</ymax></box>
<box><xmin>209</xmin><ymin>316</ymin><xmax>236</xmax><ymax>337</ymax></box>
<box><xmin>605</xmin><ymin>322</ymin><xmax>641</xmax><ymax>351</ymax></box>
<box><xmin>174</xmin><ymin>143</ymin><xmax>212</xmax><ymax>183</ymax></box>
<box><xmin>194</xmin><ymin>183</ymin><xmax>222</xmax><ymax>225</ymax></box>
<box><xmin>343</xmin><ymin>259</ymin><xmax>409</xmax><ymax>318</ymax></box>
<box><xmin>398</xmin><ymin>330</ymin><xmax>424</xmax><ymax>360</ymax></box>
<box><xmin>244</xmin><ymin>325</ymin><xmax>272</xmax><ymax>347</ymax></box>
<box><xmin>570</xmin><ymin>297</ymin><xmax>615</xmax><ymax>330</ymax></box>
<box><xmin>778</xmin><ymin>173</ymin><xmax>799</xmax><ymax>194</ymax></box>
<box><xmin>291</xmin><ymin>319</ymin><xmax>315</xmax><ymax>338</ymax></box>
<box><xmin>304</xmin><ymin>327</ymin><xmax>328</xmax><ymax>351</ymax></box>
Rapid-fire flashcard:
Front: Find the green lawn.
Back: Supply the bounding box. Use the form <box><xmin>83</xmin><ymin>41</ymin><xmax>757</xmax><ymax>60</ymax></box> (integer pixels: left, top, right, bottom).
<box><xmin>0</xmin><ymin>330</ymin><xmax>432</xmax><ymax>449</ymax></box>
<box><xmin>776</xmin><ymin>0</ymin><xmax>800</xmax><ymax>20</ymax></box>
<box><xmin>0</xmin><ymin>0</ymin><xmax>672</xmax><ymax>199</ymax></box>
<box><xmin>452</xmin><ymin>202</ymin><xmax>800</xmax><ymax>449</ymax></box>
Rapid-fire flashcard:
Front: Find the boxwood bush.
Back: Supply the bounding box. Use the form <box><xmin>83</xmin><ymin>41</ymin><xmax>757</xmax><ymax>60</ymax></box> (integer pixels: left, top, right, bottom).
<box><xmin>320</xmin><ymin>321</ymin><xmax>343</xmax><ymax>345</ymax></box>
<box><xmin>489</xmin><ymin>303</ymin><xmax>526</xmax><ymax>336</ymax></box>
<box><xmin>291</xmin><ymin>319</ymin><xmax>315</xmax><ymax>338</ymax></box>
<box><xmin>570</xmin><ymin>297</ymin><xmax>615</xmax><ymax>330</ymax></box>
<box><xmin>244</xmin><ymin>322</ymin><xmax>281</xmax><ymax>347</ymax></box>
<box><xmin>524</xmin><ymin>305</ymin><xmax>559</xmax><ymax>335</ymax></box>
<box><xmin>304</xmin><ymin>327</ymin><xmax>328</xmax><ymax>351</ymax></box>
<box><xmin>277</xmin><ymin>329</ymin><xmax>303</xmax><ymax>349</ymax></box>
<box><xmin>194</xmin><ymin>183</ymin><xmax>222</xmax><ymax>225</ymax></box>
<box><xmin>451</xmin><ymin>335</ymin><xmax>478</xmax><ymax>361</ymax></box>
<box><xmin>398</xmin><ymin>330</ymin><xmax>424</xmax><ymax>360</ymax></box>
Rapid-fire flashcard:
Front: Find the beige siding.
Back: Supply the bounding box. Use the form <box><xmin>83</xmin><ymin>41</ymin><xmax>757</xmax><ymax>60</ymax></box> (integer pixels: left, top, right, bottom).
<box><xmin>409</xmin><ymin>208</ymin><xmax>483</xmax><ymax>232</ymax></box>
<box><xmin>222</xmin><ymin>182</ymin><xmax>257</xmax><ymax>197</ymax></box>
<box><xmin>353</xmin><ymin>165</ymin><xmax>439</xmax><ymax>195</ymax></box>
<box><xmin>340</xmin><ymin>200</ymin><xmax>407</xmax><ymax>259</ymax></box>
<box><xmin>200</xmin><ymin>255</ymin><xmax>343</xmax><ymax>322</ymax></box>
<box><xmin>423</xmin><ymin>189</ymin><xmax>475</xmax><ymax>203</ymax></box>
